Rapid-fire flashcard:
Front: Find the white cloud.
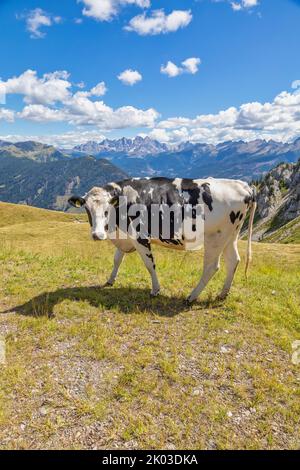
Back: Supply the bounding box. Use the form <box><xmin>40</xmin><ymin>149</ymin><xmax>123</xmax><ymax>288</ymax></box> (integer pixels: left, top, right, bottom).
<box><xmin>231</xmin><ymin>2</ymin><xmax>242</xmax><ymax>11</ymax></box>
<box><xmin>80</xmin><ymin>0</ymin><xmax>150</xmax><ymax>22</ymax></box>
<box><xmin>0</xmin><ymin>131</ymin><xmax>107</xmax><ymax>149</ymax></box>
<box><xmin>243</xmin><ymin>0</ymin><xmax>259</xmax><ymax>7</ymax></box>
<box><xmin>148</xmin><ymin>128</ymin><xmax>170</xmax><ymax>142</ymax></box>
<box><xmin>0</xmin><ymin>69</ymin><xmax>158</xmax><ymax>130</ymax></box>
<box><xmin>154</xmin><ymin>88</ymin><xmax>300</xmax><ymax>144</ymax></box>
<box><xmin>230</xmin><ymin>0</ymin><xmax>259</xmax><ymax>10</ymax></box>
<box><xmin>21</xmin><ymin>8</ymin><xmax>62</xmax><ymax>38</ymax></box>
<box><xmin>161</xmin><ymin>61</ymin><xmax>182</xmax><ymax>78</ymax></box>
<box><xmin>0</xmin><ymin>70</ymin><xmax>72</xmax><ymax>105</ymax></box>
<box><xmin>181</xmin><ymin>58</ymin><xmax>201</xmax><ymax>75</ymax></box>
<box><xmin>18</xmin><ymin>104</ymin><xmax>67</xmax><ymax>122</ymax></box>
<box><xmin>161</xmin><ymin>57</ymin><xmax>201</xmax><ymax>77</ymax></box>
<box><xmin>118</xmin><ymin>69</ymin><xmax>142</xmax><ymax>86</ymax></box>
<box><xmin>0</xmin><ymin>108</ymin><xmax>15</xmax><ymax>122</ymax></box>
<box><xmin>292</xmin><ymin>80</ymin><xmax>300</xmax><ymax>90</ymax></box>
<box><xmin>2</xmin><ymin>69</ymin><xmax>300</xmax><ymax>147</ymax></box>
<box><xmin>125</xmin><ymin>9</ymin><xmax>192</xmax><ymax>35</ymax></box>
<box><xmin>90</xmin><ymin>81</ymin><xmax>108</xmax><ymax>96</ymax></box>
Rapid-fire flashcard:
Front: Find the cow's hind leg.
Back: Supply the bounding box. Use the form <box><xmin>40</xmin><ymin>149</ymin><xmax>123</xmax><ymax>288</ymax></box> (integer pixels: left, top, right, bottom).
<box><xmin>105</xmin><ymin>248</ymin><xmax>125</xmax><ymax>286</ymax></box>
<box><xmin>133</xmin><ymin>239</ymin><xmax>160</xmax><ymax>297</ymax></box>
<box><xmin>187</xmin><ymin>247</ymin><xmax>222</xmax><ymax>304</ymax></box>
<box><xmin>217</xmin><ymin>238</ymin><xmax>240</xmax><ymax>301</ymax></box>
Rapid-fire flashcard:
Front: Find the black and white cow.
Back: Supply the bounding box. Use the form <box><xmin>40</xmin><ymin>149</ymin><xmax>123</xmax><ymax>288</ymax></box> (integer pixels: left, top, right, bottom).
<box><xmin>69</xmin><ymin>177</ymin><xmax>256</xmax><ymax>303</ymax></box>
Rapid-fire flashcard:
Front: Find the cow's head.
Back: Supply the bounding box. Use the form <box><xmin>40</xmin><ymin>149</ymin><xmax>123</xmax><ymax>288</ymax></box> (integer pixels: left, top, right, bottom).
<box><xmin>68</xmin><ymin>187</ymin><xmax>113</xmax><ymax>241</ymax></box>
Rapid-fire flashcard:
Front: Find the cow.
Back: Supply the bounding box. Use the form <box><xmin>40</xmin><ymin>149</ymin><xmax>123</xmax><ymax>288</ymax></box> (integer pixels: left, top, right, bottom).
<box><xmin>68</xmin><ymin>177</ymin><xmax>257</xmax><ymax>303</ymax></box>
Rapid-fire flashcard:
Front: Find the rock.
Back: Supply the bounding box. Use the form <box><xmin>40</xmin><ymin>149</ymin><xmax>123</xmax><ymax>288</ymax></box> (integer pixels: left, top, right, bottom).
<box><xmin>39</xmin><ymin>406</ymin><xmax>48</xmax><ymax>416</ymax></box>
<box><xmin>220</xmin><ymin>346</ymin><xmax>230</xmax><ymax>354</ymax></box>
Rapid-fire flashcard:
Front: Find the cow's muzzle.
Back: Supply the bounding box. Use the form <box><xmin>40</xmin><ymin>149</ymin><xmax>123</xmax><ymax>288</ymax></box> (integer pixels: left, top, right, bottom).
<box><xmin>92</xmin><ymin>232</ymin><xmax>106</xmax><ymax>241</ymax></box>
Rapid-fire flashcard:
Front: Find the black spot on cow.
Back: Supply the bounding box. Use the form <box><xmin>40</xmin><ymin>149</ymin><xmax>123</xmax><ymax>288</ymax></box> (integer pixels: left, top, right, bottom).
<box><xmin>137</xmin><ymin>237</ymin><xmax>151</xmax><ymax>249</ymax></box>
<box><xmin>239</xmin><ymin>213</ymin><xmax>243</xmax><ymax>221</ymax></box>
<box><xmin>201</xmin><ymin>183</ymin><xmax>213</xmax><ymax>212</ymax></box>
<box><xmin>146</xmin><ymin>253</ymin><xmax>154</xmax><ymax>263</ymax></box>
<box><xmin>181</xmin><ymin>179</ymin><xmax>201</xmax><ymax>206</ymax></box>
<box><xmin>230</xmin><ymin>211</ymin><xmax>240</xmax><ymax>224</ymax></box>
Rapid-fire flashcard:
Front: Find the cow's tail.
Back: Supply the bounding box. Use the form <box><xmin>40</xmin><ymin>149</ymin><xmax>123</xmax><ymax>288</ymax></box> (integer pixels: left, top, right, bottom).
<box><xmin>245</xmin><ymin>187</ymin><xmax>257</xmax><ymax>279</ymax></box>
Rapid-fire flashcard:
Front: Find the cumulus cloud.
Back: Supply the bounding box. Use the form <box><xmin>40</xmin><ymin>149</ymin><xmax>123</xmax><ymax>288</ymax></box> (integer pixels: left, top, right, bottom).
<box><xmin>20</xmin><ymin>8</ymin><xmax>62</xmax><ymax>38</ymax></box>
<box><xmin>161</xmin><ymin>58</ymin><xmax>201</xmax><ymax>77</ymax></box>
<box><xmin>160</xmin><ymin>61</ymin><xmax>182</xmax><ymax>78</ymax></box>
<box><xmin>118</xmin><ymin>69</ymin><xmax>143</xmax><ymax>86</ymax></box>
<box><xmin>0</xmin><ymin>108</ymin><xmax>15</xmax><ymax>122</ymax></box>
<box><xmin>80</xmin><ymin>0</ymin><xmax>150</xmax><ymax>22</ymax></box>
<box><xmin>2</xmin><ymin>70</ymin><xmax>300</xmax><ymax>147</ymax></box>
<box><xmin>89</xmin><ymin>81</ymin><xmax>108</xmax><ymax>96</ymax></box>
<box><xmin>230</xmin><ymin>0</ymin><xmax>259</xmax><ymax>10</ymax></box>
<box><xmin>153</xmin><ymin>88</ymin><xmax>300</xmax><ymax>144</ymax></box>
<box><xmin>292</xmin><ymin>80</ymin><xmax>300</xmax><ymax>90</ymax></box>
<box><xmin>18</xmin><ymin>104</ymin><xmax>66</xmax><ymax>122</ymax></box>
<box><xmin>0</xmin><ymin>70</ymin><xmax>72</xmax><ymax>105</ymax></box>
<box><xmin>0</xmin><ymin>69</ymin><xmax>158</xmax><ymax>130</ymax></box>
<box><xmin>125</xmin><ymin>9</ymin><xmax>192</xmax><ymax>35</ymax></box>
<box><xmin>0</xmin><ymin>131</ymin><xmax>107</xmax><ymax>149</ymax></box>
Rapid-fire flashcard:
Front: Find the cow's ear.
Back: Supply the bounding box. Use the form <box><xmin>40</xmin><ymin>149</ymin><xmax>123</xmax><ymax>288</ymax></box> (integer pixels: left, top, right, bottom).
<box><xmin>109</xmin><ymin>195</ymin><xmax>119</xmax><ymax>208</ymax></box>
<box><xmin>68</xmin><ymin>196</ymin><xmax>85</xmax><ymax>208</ymax></box>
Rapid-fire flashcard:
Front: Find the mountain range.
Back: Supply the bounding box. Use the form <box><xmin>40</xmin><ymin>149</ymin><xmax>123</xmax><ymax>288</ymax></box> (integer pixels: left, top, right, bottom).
<box><xmin>72</xmin><ymin>136</ymin><xmax>300</xmax><ymax>181</ymax></box>
<box><xmin>0</xmin><ymin>137</ymin><xmax>300</xmax><ymax>222</ymax></box>
<box><xmin>0</xmin><ymin>141</ymin><xmax>127</xmax><ymax>211</ymax></box>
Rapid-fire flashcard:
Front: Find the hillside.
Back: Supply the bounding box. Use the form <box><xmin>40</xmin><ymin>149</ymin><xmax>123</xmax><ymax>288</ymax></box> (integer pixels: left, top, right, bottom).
<box><xmin>0</xmin><ymin>202</ymin><xmax>86</xmax><ymax>228</ymax></box>
<box><xmin>0</xmin><ymin>156</ymin><xmax>127</xmax><ymax>211</ymax></box>
<box><xmin>73</xmin><ymin>137</ymin><xmax>300</xmax><ymax>181</ymax></box>
<box><xmin>0</xmin><ymin>202</ymin><xmax>300</xmax><ymax>449</ymax></box>
<box><xmin>0</xmin><ymin>140</ymin><xmax>67</xmax><ymax>163</ymax></box>
<box><xmin>253</xmin><ymin>159</ymin><xmax>300</xmax><ymax>242</ymax></box>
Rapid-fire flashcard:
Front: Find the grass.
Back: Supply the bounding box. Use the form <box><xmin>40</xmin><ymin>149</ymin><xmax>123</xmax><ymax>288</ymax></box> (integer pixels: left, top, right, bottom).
<box><xmin>0</xmin><ymin>203</ymin><xmax>300</xmax><ymax>449</ymax></box>
<box><xmin>262</xmin><ymin>216</ymin><xmax>300</xmax><ymax>244</ymax></box>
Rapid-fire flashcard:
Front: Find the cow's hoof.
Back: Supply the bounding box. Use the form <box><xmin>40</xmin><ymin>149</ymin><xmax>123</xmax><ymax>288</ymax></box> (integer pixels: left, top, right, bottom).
<box><xmin>102</xmin><ymin>281</ymin><xmax>114</xmax><ymax>288</ymax></box>
<box><xmin>216</xmin><ymin>293</ymin><xmax>228</xmax><ymax>302</ymax></box>
<box><xmin>150</xmin><ymin>290</ymin><xmax>160</xmax><ymax>298</ymax></box>
<box><xmin>186</xmin><ymin>295</ymin><xmax>196</xmax><ymax>304</ymax></box>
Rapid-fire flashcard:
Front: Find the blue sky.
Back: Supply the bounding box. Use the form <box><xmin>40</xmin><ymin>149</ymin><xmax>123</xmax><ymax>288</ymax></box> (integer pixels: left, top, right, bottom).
<box><xmin>0</xmin><ymin>0</ymin><xmax>300</xmax><ymax>147</ymax></box>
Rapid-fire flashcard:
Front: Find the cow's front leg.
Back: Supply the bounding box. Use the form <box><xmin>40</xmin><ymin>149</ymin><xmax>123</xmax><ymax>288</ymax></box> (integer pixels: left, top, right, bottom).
<box><xmin>133</xmin><ymin>239</ymin><xmax>160</xmax><ymax>297</ymax></box>
<box><xmin>105</xmin><ymin>248</ymin><xmax>125</xmax><ymax>286</ymax></box>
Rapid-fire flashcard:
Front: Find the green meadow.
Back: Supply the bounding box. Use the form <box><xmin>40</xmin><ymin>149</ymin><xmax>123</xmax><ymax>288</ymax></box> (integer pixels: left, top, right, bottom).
<box><xmin>0</xmin><ymin>202</ymin><xmax>299</xmax><ymax>449</ymax></box>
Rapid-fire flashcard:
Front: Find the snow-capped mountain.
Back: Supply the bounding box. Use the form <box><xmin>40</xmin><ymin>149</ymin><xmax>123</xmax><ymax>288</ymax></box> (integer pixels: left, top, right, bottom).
<box><xmin>72</xmin><ymin>136</ymin><xmax>300</xmax><ymax>181</ymax></box>
<box><xmin>74</xmin><ymin>136</ymin><xmax>169</xmax><ymax>156</ymax></box>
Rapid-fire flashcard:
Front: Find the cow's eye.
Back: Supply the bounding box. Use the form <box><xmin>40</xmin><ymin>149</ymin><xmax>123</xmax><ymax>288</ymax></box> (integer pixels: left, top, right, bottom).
<box><xmin>104</xmin><ymin>211</ymin><xmax>109</xmax><ymax>218</ymax></box>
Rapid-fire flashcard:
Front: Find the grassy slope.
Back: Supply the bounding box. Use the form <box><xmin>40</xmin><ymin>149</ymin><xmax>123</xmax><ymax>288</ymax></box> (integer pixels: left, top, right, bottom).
<box><xmin>0</xmin><ymin>202</ymin><xmax>86</xmax><ymax>228</ymax></box>
<box><xmin>262</xmin><ymin>216</ymin><xmax>300</xmax><ymax>244</ymax></box>
<box><xmin>0</xmin><ymin>203</ymin><xmax>299</xmax><ymax>450</ymax></box>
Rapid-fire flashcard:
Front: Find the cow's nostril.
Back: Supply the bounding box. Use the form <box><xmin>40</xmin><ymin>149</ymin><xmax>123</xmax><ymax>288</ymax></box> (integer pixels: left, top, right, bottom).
<box><xmin>92</xmin><ymin>233</ymin><xmax>99</xmax><ymax>240</ymax></box>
